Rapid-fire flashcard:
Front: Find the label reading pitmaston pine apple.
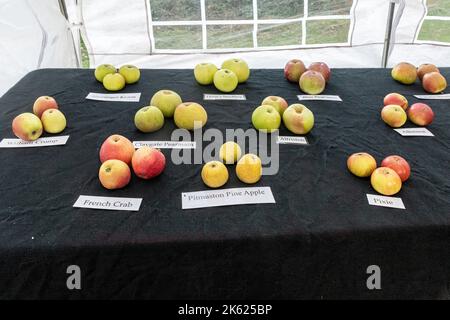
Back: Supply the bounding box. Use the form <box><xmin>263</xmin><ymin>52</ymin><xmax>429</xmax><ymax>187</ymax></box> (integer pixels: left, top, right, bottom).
<box><xmin>394</xmin><ymin>128</ymin><xmax>434</xmax><ymax>137</ymax></box>
<box><xmin>414</xmin><ymin>93</ymin><xmax>450</xmax><ymax>100</ymax></box>
<box><xmin>366</xmin><ymin>194</ymin><xmax>405</xmax><ymax>210</ymax></box>
<box><xmin>297</xmin><ymin>95</ymin><xmax>342</xmax><ymax>101</ymax></box>
<box><xmin>0</xmin><ymin>135</ymin><xmax>70</xmax><ymax>148</ymax></box>
<box><xmin>86</xmin><ymin>92</ymin><xmax>141</xmax><ymax>102</ymax></box>
<box><xmin>73</xmin><ymin>195</ymin><xmax>142</xmax><ymax>211</ymax></box>
<box><xmin>203</xmin><ymin>94</ymin><xmax>246</xmax><ymax>101</ymax></box>
<box><xmin>277</xmin><ymin>136</ymin><xmax>309</xmax><ymax>145</ymax></box>
<box><xmin>182</xmin><ymin>187</ymin><xmax>275</xmax><ymax>209</ymax></box>
<box><xmin>133</xmin><ymin>141</ymin><xmax>196</xmax><ymax>149</ymax></box>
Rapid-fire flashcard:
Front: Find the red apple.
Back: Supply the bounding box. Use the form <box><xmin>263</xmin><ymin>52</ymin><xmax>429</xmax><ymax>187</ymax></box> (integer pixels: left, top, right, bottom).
<box><xmin>99</xmin><ymin>134</ymin><xmax>135</xmax><ymax>165</ymax></box>
<box><xmin>284</xmin><ymin>59</ymin><xmax>306</xmax><ymax>83</ymax></box>
<box><xmin>381</xmin><ymin>155</ymin><xmax>410</xmax><ymax>182</ymax></box>
<box><xmin>383</xmin><ymin>93</ymin><xmax>408</xmax><ymax>110</ymax></box>
<box><xmin>370</xmin><ymin>167</ymin><xmax>402</xmax><ymax>196</ymax></box>
<box><xmin>308</xmin><ymin>62</ymin><xmax>331</xmax><ymax>82</ymax></box>
<box><xmin>98</xmin><ymin>159</ymin><xmax>131</xmax><ymax>190</ymax></box>
<box><xmin>33</xmin><ymin>96</ymin><xmax>59</xmax><ymax>118</ymax></box>
<box><xmin>422</xmin><ymin>72</ymin><xmax>447</xmax><ymax>94</ymax></box>
<box><xmin>417</xmin><ymin>64</ymin><xmax>439</xmax><ymax>81</ymax></box>
<box><xmin>347</xmin><ymin>152</ymin><xmax>377</xmax><ymax>178</ymax></box>
<box><xmin>132</xmin><ymin>146</ymin><xmax>166</xmax><ymax>179</ymax></box>
<box><xmin>407</xmin><ymin>103</ymin><xmax>434</xmax><ymax>126</ymax></box>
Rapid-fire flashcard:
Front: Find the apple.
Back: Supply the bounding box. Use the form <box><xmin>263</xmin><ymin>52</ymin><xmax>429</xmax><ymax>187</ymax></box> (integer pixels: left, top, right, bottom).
<box><xmin>282</xmin><ymin>104</ymin><xmax>314</xmax><ymax>135</ymax></box>
<box><xmin>174</xmin><ymin>102</ymin><xmax>208</xmax><ymax>130</ymax></box>
<box><xmin>33</xmin><ymin>96</ymin><xmax>59</xmax><ymax>118</ymax></box>
<box><xmin>284</xmin><ymin>59</ymin><xmax>306</xmax><ymax>82</ymax></box>
<box><xmin>261</xmin><ymin>96</ymin><xmax>288</xmax><ymax>115</ymax></box>
<box><xmin>99</xmin><ymin>134</ymin><xmax>135</xmax><ymax>165</ymax></box>
<box><xmin>134</xmin><ymin>106</ymin><xmax>164</xmax><ymax>133</ymax></box>
<box><xmin>94</xmin><ymin>64</ymin><xmax>116</xmax><ymax>82</ymax></box>
<box><xmin>381</xmin><ymin>105</ymin><xmax>407</xmax><ymax>128</ymax></box>
<box><xmin>131</xmin><ymin>146</ymin><xmax>166</xmax><ymax>180</ymax></box>
<box><xmin>150</xmin><ymin>90</ymin><xmax>182</xmax><ymax>118</ymax></box>
<box><xmin>118</xmin><ymin>65</ymin><xmax>140</xmax><ymax>84</ymax></box>
<box><xmin>252</xmin><ymin>105</ymin><xmax>281</xmax><ymax>133</ymax></box>
<box><xmin>370</xmin><ymin>167</ymin><xmax>402</xmax><ymax>196</ymax></box>
<box><xmin>221</xmin><ymin>58</ymin><xmax>250</xmax><ymax>83</ymax></box>
<box><xmin>391</xmin><ymin>62</ymin><xmax>417</xmax><ymax>85</ymax></box>
<box><xmin>308</xmin><ymin>62</ymin><xmax>331</xmax><ymax>82</ymax></box>
<box><xmin>417</xmin><ymin>63</ymin><xmax>439</xmax><ymax>81</ymax></box>
<box><xmin>103</xmin><ymin>73</ymin><xmax>126</xmax><ymax>91</ymax></box>
<box><xmin>422</xmin><ymin>71</ymin><xmax>447</xmax><ymax>94</ymax></box>
<box><xmin>383</xmin><ymin>93</ymin><xmax>408</xmax><ymax>110</ymax></box>
<box><xmin>381</xmin><ymin>155</ymin><xmax>410</xmax><ymax>182</ymax></box>
<box><xmin>98</xmin><ymin>159</ymin><xmax>131</xmax><ymax>190</ymax></box>
<box><xmin>41</xmin><ymin>109</ymin><xmax>66</xmax><ymax>134</ymax></box>
<box><xmin>12</xmin><ymin>113</ymin><xmax>43</xmax><ymax>141</ymax></box>
<box><xmin>407</xmin><ymin>103</ymin><xmax>434</xmax><ymax>126</ymax></box>
<box><xmin>299</xmin><ymin>70</ymin><xmax>326</xmax><ymax>95</ymax></box>
<box><xmin>194</xmin><ymin>62</ymin><xmax>218</xmax><ymax>85</ymax></box>
<box><xmin>219</xmin><ymin>141</ymin><xmax>242</xmax><ymax>164</ymax></box>
<box><xmin>201</xmin><ymin>161</ymin><xmax>229</xmax><ymax>188</ymax></box>
<box><xmin>213</xmin><ymin>69</ymin><xmax>238</xmax><ymax>93</ymax></box>
<box><xmin>236</xmin><ymin>154</ymin><xmax>262</xmax><ymax>184</ymax></box>
<box><xmin>347</xmin><ymin>152</ymin><xmax>377</xmax><ymax>178</ymax></box>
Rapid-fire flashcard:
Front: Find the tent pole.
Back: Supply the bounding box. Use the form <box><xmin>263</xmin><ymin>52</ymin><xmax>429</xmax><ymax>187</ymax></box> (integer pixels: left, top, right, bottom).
<box><xmin>59</xmin><ymin>0</ymin><xmax>81</xmax><ymax>68</ymax></box>
<box><xmin>382</xmin><ymin>0</ymin><xmax>397</xmax><ymax>68</ymax></box>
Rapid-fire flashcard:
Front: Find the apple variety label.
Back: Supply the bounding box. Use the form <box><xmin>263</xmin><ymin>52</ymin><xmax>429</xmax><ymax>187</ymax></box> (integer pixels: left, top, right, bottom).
<box><xmin>73</xmin><ymin>195</ymin><xmax>142</xmax><ymax>211</ymax></box>
<box><xmin>366</xmin><ymin>194</ymin><xmax>405</xmax><ymax>210</ymax></box>
<box><xmin>203</xmin><ymin>94</ymin><xmax>246</xmax><ymax>101</ymax></box>
<box><xmin>297</xmin><ymin>95</ymin><xmax>342</xmax><ymax>101</ymax></box>
<box><xmin>0</xmin><ymin>135</ymin><xmax>70</xmax><ymax>148</ymax></box>
<box><xmin>133</xmin><ymin>141</ymin><xmax>196</xmax><ymax>149</ymax></box>
<box><xmin>394</xmin><ymin>128</ymin><xmax>434</xmax><ymax>137</ymax></box>
<box><xmin>85</xmin><ymin>92</ymin><xmax>141</xmax><ymax>102</ymax></box>
<box><xmin>182</xmin><ymin>186</ymin><xmax>276</xmax><ymax>210</ymax></box>
<box><xmin>414</xmin><ymin>93</ymin><xmax>450</xmax><ymax>100</ymax></box>
<box><xmin>277</xmin><ymin>136</ymin><xmax>309</xmax><ymax>145</ymax></box>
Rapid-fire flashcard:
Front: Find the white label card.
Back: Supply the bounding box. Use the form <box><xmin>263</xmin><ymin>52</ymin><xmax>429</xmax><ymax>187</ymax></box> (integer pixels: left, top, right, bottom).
<box><xmin>73</xmin><ymin>195</ymin><xmax>142</xmax><ymax>211</ymax></box>
<box><xmin>277</xmin><ymin>136</ymin><xmax>309</xmax><ymax>145</ymax></box>
<box><xmin>0</xmin><ymin>135</ymin><xmax>69</xmax><ymax>148</ymax></box>
<box><xmin>86</xmin><ymin>92</ymin><xmax>141</xmax><ymax>102</ymax></box>
<box><xmin>394</xmin><ymin>128</ymin><xmax>434</xmax><ymax>137</ymax></box>
<box><xmin>414</xmin><ymin>93</ymin><xmax>450</xmax><ymax>100</ymax></box>
<box><xmin>203</xmin><ymin>94</ymin><xmax>246</xmax><ymax>101</ymax></box>
<box><xmin>366</xmin><ymin>194</ymin><xmax>405</xmax><ymax>210</ymax></box>
<box><xmin>133</xmin><ymin>141</ymin><xmax>196</xmax><ymax>149</ymax></box>
<box><xmin>182</xmin><ymin>186</ymin><xmax>275</xmax><ymax>210</ymax></box>
<box><xmin>297</xmin><ymin>95</ymin><xmax>342</xmax><ymax>101</ymax></box>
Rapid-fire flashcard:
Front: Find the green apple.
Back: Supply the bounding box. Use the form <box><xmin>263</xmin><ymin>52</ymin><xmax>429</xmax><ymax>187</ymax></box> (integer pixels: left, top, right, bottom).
<box><xmin>213</xmin><ymin>69</ymin><xmax>238</xmax><ymax>93</ymax></box>
<box><xmin>41</xmin><ymin>109</ymin><xmax>67</xmax><ymax>134</ymax></box>
<box><xmin>134</xmin><ymin>106</ymin><xmax>164</xmax><ymax>133</ymax></box>
<box><xmin>94</xmin><ymin>64</ymin><xmax>116</xmax><ymax>82</ymax></box>
<box><xmin>194</xmin><ymin>63</ymin><xmax>218</xmax><ymax>85</ymax></box>
<box><xmin>119</xmin><ymin>65</ymin><xmax>140</xmax><ymax>84</ymax></box>
<box><xmin>221</xmin><ymin>58</ymin><xmax>250</xmax><ymax>83</ymax></box>
<box><xmin>103</xmin><ymin>73</ymin><xmax>126</xmax><ymax>91</ymax></box>
<box><xmin>251</xmin><ymin>105</ymin><xmax>281</xmax><ymax>133</ymax></box>
<box><xmin>261</xmin><ymin>96</ymin><xmax>288</xmax><ymax>115</ymax></box>
<box><xmin>282</xmin><ymin>104</ymin><xmax>314</xmax><ymax>134</ymax></box>
<box><xmin>150</xmin><ymin>90</ymin><xmax>182</xmax><ymax>118</ymax></box>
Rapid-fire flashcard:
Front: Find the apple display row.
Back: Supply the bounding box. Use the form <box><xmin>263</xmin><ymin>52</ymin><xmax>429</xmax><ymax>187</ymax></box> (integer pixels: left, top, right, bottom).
<box><xmin>94</xmin><ymin>64</ymin><xmax>141</xmax><ymax>92</ymax></box>
<box><xmin>381</xmin><ymin>93</ymin><xmax>434</xmax><ymax>128</ymax></box>
<box><xmin>391</xmin><ymin>62</ymin><xmax>447</xmax><ymax>93</ymax></box>
<box><xmin>284</xmin><ymin>59</ymin><xmax>330</xmax><ymax>95</ymax></box>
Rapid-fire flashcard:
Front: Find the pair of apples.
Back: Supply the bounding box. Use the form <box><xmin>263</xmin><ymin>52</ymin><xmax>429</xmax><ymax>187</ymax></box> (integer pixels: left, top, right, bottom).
<box><xmin>284</xmin><ymin>59</ymin><xmax>331</xmax><ymax>95</ymax></box>
<box><xmin>391</xmin><ymin>62</ymin><xmax>447</xmax><ymax>93</ymax></box>
<box><xmin>201</xmin><ymin>142</ymin><xmax>262</xmax><ymax>188</ymax></box>
<box><xmin>251</xmin><ymin>96</ymin><xmax>314</xmax><ymax>135</ymax></box>
<box><xmin>134</xmin><ymin>90</ymin><xmax>208</xmax><ymax>133</ymax></box>
<box><xmin>347</xmin><ymin>152</ymin><xmax>411</xmax><ymax>196</ymax></box>
<box><xmin>12</xmin><ymin>96</ymin><xmax>67</xmax><ymax>141</ymax></box>
<box><xmin>381</xmin><ymin>93</ymin><xmax>434</xmax><ymax>128</ymax></box>
<box><xmin>194</xmin><ymin>58</ymin><xmax>250</xmax><ymax>93</ymax></box>
<box><xmin>95</xmin><ymin>64</ymin><xmax>140</xmax><ymax>91</ymax></box>
<box><xmin>98</xmin><ymin>134</ymin><xmax>166</xmax><ymax>190</ymax></box>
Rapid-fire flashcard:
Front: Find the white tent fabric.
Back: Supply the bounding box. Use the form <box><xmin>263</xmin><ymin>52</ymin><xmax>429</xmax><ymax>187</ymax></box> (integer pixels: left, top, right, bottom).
<box><xmin>1</xmin><ymin>0</ymin><xmax>449</xmax><ymax>97</ymax></box>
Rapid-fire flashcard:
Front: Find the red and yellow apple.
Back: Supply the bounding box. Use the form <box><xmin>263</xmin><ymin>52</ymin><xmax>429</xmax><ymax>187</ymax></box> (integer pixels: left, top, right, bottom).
<box><xmin>33</xmin><ymin>96</ymin><xmax>58</xmax><ymax>118</ymax></box>
<box><xmin>391</xmin><ymin>62</ymin><xmax>417</xmax><ymax>85</ymax></box>
<box><xmin>370</xmin><ymin>167</ymin><xmax>402</xmax><ymax>196</ymax></box>
<box><xmin>299</xmin><ymin>70</ymin><xmax>325</xmax><ymax>95</ymax></box>
<box><xmin>174</xmin><ymin>102</ymin><xmax>208</xmax><ymax>130</ymax></box>
<box><xmin>12</xmin><ymin>112</ymin><xmax>43</xmax><ymax>141</ymax></box>
<box><xmin>98</xmin><ymin>159</ymin><xmax>131</xmax><ymax>190</ymax></box>
<box><xmin>221</xmin><ymin>58</ymin><xmax>250</xmax><ymax>83</ymax></box>
<box><xmin>282</xmin><ymin>104</ymin><xmax>314</xmax><ymax>135</ymax></box>
<box><xmin>201</xmin><ymin>161</ymin><xmax>229</xmax><ymax>188</ymax></box>
<box><xmin>150</xmin><ymin>90</ymin><xmax>182</xmax><ymax>118</ymax></box>
<box><xmin>417</xmin><ymin>63</ymin><xmax>439</xmax><ymax>81</ymax></box>
<box><xmin>383</xmin><ymin>93</ymin><xmax>408</xmax><ymax>110</ymax></box>
<box><xmin>381</xmin><ymin>155</ymin><xmax>410</xmax><ymax>182</ymax></box>
<box><xmin>407</xmin><ymin>103</ymin><xmax>434</xmax><ymax>126</ymax></box>
<box><xmin>131</xmin><ymin>146</ymin><xmax>166</xmax><ymax>180</ymax></box>
<box><xmin>261</xmin><ymin>96</ymin><xmax>288</xmax><ymax>115</ymax></box>
<box><xmin>251</xmin><ymin>105</ymin><xmax>281</xmax><ymax>133</ymax></box>
<box><xmin>381</xmin><ymin>105</ymin><xmax>407</xmax><ymax>128</ymax></box>
<box><xmin>41</xmin><ymin>109</ymin><xmax>66</xmax><ymax>134</ymax></box>
<box><xmin>422</xmin><ymin>71</ymin><xmax>447</xmax><ymax>94</ymax></box>
<box><xmin>284</xmin><ymin>59</ymin><xmax>306</xmax><ymax>83</ymax></box>
<box><xmin>308</xmin><ymin>62</ymin><xmax>331</xmax><ymax>82</ymax></box>
<box><xmin>347</xmin><ymin>152</ymin><xmax>377</xmax><ymax>178</ymax></box>
<box><xmin>99</xmin><ymin>134</ymin><xmax>135</xmax><ymax>165</ymax></box>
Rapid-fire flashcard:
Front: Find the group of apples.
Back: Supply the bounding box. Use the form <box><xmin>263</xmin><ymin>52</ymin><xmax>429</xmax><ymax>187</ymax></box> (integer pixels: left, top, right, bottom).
<box><xmin>12</xmin><ymin>96</ymin><xmax>67</xmax><ymax>141</ymax></box>
<box><xmin>201</xmin><ymin>141</ymin><xmax>262</xmax><ymax>188</ymax></box>
<box><xmin>284</xmin><ymin>59</ymin><xmax>331</xmax><ymax>95</ymax></box>
<box><xmin>347</xmin><ymin>152</ymin><xmax>411</xmax><ymax>196</ymax></box>
<box><xmin>391</xmin><ymin>62</ymin><xmax>447</xmax><ymax>93</ymax></box>
<box><xmin>98</xmin><ymin>134</ymin><xmax>166</xmax><ymax>190</ymax></box>
<box><xmin>94</xmin><ymin>64</ymin><xmax>141</xmax><ymax>91</ymax></box>
<box><xmin>381</xmin><ymin>93</ymin><xmax>434</xmax><ymax>128</ymax></box>
<box><xmin>194</xmin><ymin>58</ymin><xmax>250</xmax><ymax>93</ymax></box>
<box><xmin>134</xmin><ymin>89</ymin><xmax>208</xmax><ymax>132</ymax></box>
<box><xmin>251</xmin><ymin>96</ymin><xmax>314</xmax><ymax>134</ymax></box>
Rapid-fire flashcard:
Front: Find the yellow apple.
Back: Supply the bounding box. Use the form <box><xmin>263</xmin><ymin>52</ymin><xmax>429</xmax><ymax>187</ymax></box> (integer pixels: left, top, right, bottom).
<box><xmin>134</xmin><ymin>106</ymin><xmax>164</xmax><ymax>133</ymax></box>
<box><xmin>174</xmin><ymin>102</ymin><xmax>207</xmax><ymax>130</ymax></box>
<box><xmin>103</xmin><ymin>73</ymin><xmax>126</xmax><ymax>91</ymax></box>
<box><xmin>347</xmin><ymin>152</ymin><xmax>377</xmax><ymax>177</ymax></box>
<box><xmin>194</xmin><ymin>62</ymin><xmax>218</xmax><ymax>85</ymax></box>
<box><xmin>251</xmin><ymin>105</ymin><xmax>281</xmax><ymax>133</ymax></box>
<box><xmin>150</xmin><ymin>90</ymin><xmax>182</xmax><ymax>118</ymax></box>
<box><xmin>235</xmin><ymin>153</ymin><xmax>262</xmax><ymax>184</ymax></box>
<box><xmin>219</xmin><ymin>141</ymin><xmax>242</xmax><ymax>164</ymax></box>
<box><xmin>213</xmin><ymin>69</ymin><xmax>238</xmax><ymax>93</ymax></box>
<box><xmin>119</xmin><ymin>65</ymin><xmax>140</xmax><ymax>84</ymax></box>
<box><xmin>94</xmin><ymin>64</ymin><xmax>116</xmax><ymax>82</ymax></box>
<box><xmin>370</xmin><ymin>167</ymin><xmax>402</xmax><ymax>196</ymax></box>
<box><xmin>41</xmin><ymin>109</ymin><xmax>67</xmax><ymax>134</ymax></box>
<box><xmin>221</xmin><ymin>58</ymin><xmax>250</xmax><ymax>83</ymax></box>
<box><xmin>201</xmin><ymin>161</ymin><xmax>229</xmax><ymax>188</ymax></box>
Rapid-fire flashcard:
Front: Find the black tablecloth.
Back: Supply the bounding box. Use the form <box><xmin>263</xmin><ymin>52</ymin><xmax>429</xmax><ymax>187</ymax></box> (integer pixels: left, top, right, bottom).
<box><xmin>0</xmin><ymin>68</ymin><xmax>449</xmax><ymax>299</ymax></box>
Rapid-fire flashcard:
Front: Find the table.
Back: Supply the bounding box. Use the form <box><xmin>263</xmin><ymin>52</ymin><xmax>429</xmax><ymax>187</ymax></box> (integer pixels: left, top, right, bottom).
<box><xmin>0</xmin><ymin>68</ymin><xmax>449</xmax><ymax>299</ymax></box>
